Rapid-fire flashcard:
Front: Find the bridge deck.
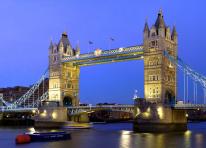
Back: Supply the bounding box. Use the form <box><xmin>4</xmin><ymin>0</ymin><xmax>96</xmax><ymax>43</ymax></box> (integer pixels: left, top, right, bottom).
<box><xmin>1</xmin><ymin>104</ymin><xmax>206</xmax><ymax>113</ymax></box>
<box><xmin>0</xmin><ymin>107</ymin><xmax>37</xmax><ymax>113</ymax></box>
<box><xmin>62</xmin><ymin>46</ymin><xmax>144</xmax><ymax>66</ymax></box>
<box><xmin>173</xmin><ymin>104</ymin><xmax>206</xmax><ymax>110</ymax></box>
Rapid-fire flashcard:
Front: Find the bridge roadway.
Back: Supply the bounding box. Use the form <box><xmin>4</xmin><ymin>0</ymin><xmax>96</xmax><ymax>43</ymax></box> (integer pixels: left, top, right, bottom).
<box><xmin>62</xmin><ymin>45</ymin><xmax>144</xmax><ymax>66</ymax></box>
<box><xmin>0</xmin><ymin>107</ymin><xmax>38</xmax><ymax>113</ymax></box>
<box><xmin>172</xmin><ymin>104</ymin><xmax>206</xmax><ymax>110</ymax></box>
<box><xmin>0</xmin><ymin>105</ymin><xmax>134</xmax><ymax>114</ymax></box>
<box><xmin>67</xmin><ymin>105</ymin><xmax>134</xmax><ymax>115</ymax></box>
<box><xmin>1</xmin><ymin>104</ymin><xmax>206</xmax><ymax>113</ymax></box>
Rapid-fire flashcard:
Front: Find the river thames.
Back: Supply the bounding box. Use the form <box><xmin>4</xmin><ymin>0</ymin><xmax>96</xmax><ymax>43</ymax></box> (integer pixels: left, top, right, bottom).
<box><xmin>0</xmin><ymin>122</ymin><xmax>206</xmax><ymax>148</ymax></box>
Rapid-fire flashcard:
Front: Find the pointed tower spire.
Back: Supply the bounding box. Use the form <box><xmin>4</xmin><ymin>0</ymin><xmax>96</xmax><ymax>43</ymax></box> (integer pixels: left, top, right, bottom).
<box><xmin>58</xmin><ymin>32</ymin><xmax>71</xmax><ymax>48</ymax></box>
<box><xmin>143</xmin><ymin>18</ymin><xmax>150</xmax><ymax>39</ymax></box>
<box><xmin>171</xmin><ymin>25</ymin><xmax>177</xmax><ymax>42</ymax></box>
<box><xmin>49</xmin><ymin>40</ymin><xmax>53</xmax><ymax>49</ymax></box>
<box><xmin>144</xmin><ymin>20</ymin><xmax>149</xmax><ymax>32</ymax></box>
<box><xmin>75</xmin><ymin>41</ymin><xmax>80</xmax><ymax>55</ymax></box>
<box><xmin>171</xmin><ymin>25</ymin><xmax>177</xmax><ymax>37</ymax></box>
<box><xmin>155</xmin><ymin>9</ymin><xmax>165</xmax><ymax>28</ymax></box>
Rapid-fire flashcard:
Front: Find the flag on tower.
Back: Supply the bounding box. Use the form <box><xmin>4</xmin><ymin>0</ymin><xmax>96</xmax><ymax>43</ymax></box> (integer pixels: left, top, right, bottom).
<box><xmin>110</xmin><ymin>37</ymin><xmax>115</xmax><ymax>41</ymax></box>
<box><xmin>88</xmin><ymin>41</ymin><xmax>93</xmax><ymax>44</ymax></box>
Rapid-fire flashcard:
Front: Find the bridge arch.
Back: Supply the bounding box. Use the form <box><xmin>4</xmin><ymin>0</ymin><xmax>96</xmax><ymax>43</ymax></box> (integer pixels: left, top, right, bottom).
<box><xmin>63</xmin><ymin>96</ymin><xmax>73</xmax><ymax>107</ymax></box>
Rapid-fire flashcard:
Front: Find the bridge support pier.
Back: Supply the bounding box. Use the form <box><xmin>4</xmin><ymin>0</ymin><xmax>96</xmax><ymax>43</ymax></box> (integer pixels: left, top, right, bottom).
<box><xmin>34</xmin><ymin>106</ymin><xmax>68</xmax><ymax>128</ymax></box>
<box><xmin>133</xmin><ymin>99</ymin><xmax>187</xmax><ymax>132</ymax></box>
<box><xmin>69</xmin><ymin>113</ymin><xmax>89</xmax><ymax>123</ymax></box>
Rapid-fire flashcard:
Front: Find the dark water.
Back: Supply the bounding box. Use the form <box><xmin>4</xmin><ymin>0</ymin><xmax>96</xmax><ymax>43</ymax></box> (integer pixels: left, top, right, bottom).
<box><xmin>0</xmin><ymin>122</ymin><xmax>206</xmax><ymax>148</ymax></box>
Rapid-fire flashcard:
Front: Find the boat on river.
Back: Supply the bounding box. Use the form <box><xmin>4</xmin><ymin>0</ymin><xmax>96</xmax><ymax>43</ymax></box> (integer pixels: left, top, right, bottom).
<box><xmin>27</xmin><ymin>131</ymin><xmax>71</xmax><ymax>141</ymax></box>
<box><xmin>16</xmin><ymin>131</ymin><xmax>71</xmax><ymax>144</ymax></box>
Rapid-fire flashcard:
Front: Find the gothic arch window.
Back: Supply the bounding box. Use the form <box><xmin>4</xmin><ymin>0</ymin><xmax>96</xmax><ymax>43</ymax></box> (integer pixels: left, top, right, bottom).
<box><xmin>151</xmin><ymin>32</ymin><xmax>156</xmax><ymax>37</ymax></box>
<box><xmin>151</xmin><ymin>41</ymin><xmax>156</xmax><ymax>46</ymax></box>
<box><xmin>148</xmin><ymin>57</ymin><xmax>160</xmax><ymax>66</ymax></box>
<box><xmin>54</xmin><ymin>49</ymin><xmax>57</xmax><ymax>53</ymax></box>
<box><xmin>157</xmin><ymin>58</ymin><xmax>161</xmax><ymax>65</ymax></box>
<box><xmin>67</xmin><ymin>81</ymin><xmax>72</xmax><ymax>88</ymax></box>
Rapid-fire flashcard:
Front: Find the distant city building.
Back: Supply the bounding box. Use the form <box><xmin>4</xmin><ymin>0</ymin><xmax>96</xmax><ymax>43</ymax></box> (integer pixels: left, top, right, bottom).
<box><xmin>0</xmin><ymin>86</ymin><xmax>29</xmax><ymax>102</ymax></box>
<box><xmin>0</xmin><ymin>78</ymin><xmax>49</xmax><ymax>104</ymax></box>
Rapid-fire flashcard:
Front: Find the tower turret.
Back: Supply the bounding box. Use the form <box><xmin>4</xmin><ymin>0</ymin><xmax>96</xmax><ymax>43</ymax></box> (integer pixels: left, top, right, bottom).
<box><xmin>166</xmin><ymin>27</ymin><xmax>171</xmax><ymax>40</ymax></box>
<box><xmin>171</xmin><ymin>26</ymin><xmax>177</xmax><ymax>43</ymax></box>
<box><xmin>49</xmin><ymin>40</ymin><xmax>53</xmax><ymax>54</ymax></box>
<box><xmin>155</xmin><ymin>9</ymin><xmax>166</xmax><ymax>37</ymax></box>
<box><xmin>75</xmin><ymin>44</ymin><xmax>80</xmax><ymax>55</ymax></box>
<box><xmin>143</xmin><ymin>21</ymin><xmax>150</xmax><ymax>39</ymax></box>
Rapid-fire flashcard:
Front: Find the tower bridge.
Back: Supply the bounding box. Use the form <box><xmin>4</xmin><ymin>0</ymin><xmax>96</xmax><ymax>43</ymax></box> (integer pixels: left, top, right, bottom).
<box><xmin>1</xmin><ymin>10</ymin><xmax>206</xmax><ymax>131</ymax></box>
<box><xmin>48</xmin><ymin>10</ymin><xmax>178</xmax><ymax>107</ymax></box>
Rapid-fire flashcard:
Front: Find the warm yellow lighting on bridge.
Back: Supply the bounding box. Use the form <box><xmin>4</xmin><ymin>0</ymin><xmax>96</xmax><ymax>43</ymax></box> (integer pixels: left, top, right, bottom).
<box><xmin>147</xmin><ymin>107</ymin><xmax>151</xmax><ymax>113</ymax></box>
<box><xmin>94</xmin><ymin>49</ymin><xmax>102</xmax><ymax>56</ymax></box>
<box><xmin>157</xmin><ymin>106</ymin><xmax>163</xmax><ymax>119</ymax></box>
<box><xmin>136</xmin><ymin>108</ymin><xmax>140</xmax><ymax>116</ymax></box>
<box><xmin>119</xmin><ymin>47</ymin><xmax>123</xmax><ymax>52</ymax></box>
<box><xmin>185</xmin><ymin>113</ymin><xmax>188</xmax><ymax>117</ymax></box>
<box><xmin>40</xmin><ymin>110</ymin><xmax>47</xmax><ymax>117</ymax></box>
<box><xmin>169</xmin><ymin>62</ymin><xmax>173</xmax><ymax>68</ymax></box>
<box><xmin>52</xmin><ymin>112</ymin><xmax>57</xmax><ymax>119</ymax></box>
<box><xmin>32</xmin><ymin>109</ymin><xmax>36</xmax><ymax>114</ymax></box>
<box><xmin>143</xmin><ymin>112</ymin><xmax>150</xmax><ymax>118</ymax></box>
<box><xmin>40</xmin><ymin>113</ymin><xmax>46</xmax><ymax>117</ymax></box>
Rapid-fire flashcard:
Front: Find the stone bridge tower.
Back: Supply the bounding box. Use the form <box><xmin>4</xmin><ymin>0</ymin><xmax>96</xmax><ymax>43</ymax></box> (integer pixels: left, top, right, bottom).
<box><xmin>48</xmin><ymin>32</ymin><xmax>80</xmax><ymax>106</ymax></box>
<box><xmin>144</xmin><ymin>10</ymin><xmax>177</xmax><ymax>104</ymax></box>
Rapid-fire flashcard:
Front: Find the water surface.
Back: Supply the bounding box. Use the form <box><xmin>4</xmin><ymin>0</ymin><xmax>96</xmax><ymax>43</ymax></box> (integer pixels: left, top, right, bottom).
<box><xmin>0</xmin><ymin>122</ymin><xmax>206</xmax><ymax>148</ymax></box>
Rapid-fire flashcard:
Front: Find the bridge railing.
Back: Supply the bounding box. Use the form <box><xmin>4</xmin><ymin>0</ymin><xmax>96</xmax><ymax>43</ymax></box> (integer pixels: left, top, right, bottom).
<box><xmin>62</xmin><ymin>45</ymin><xmax>143</xmax><ymax>63</ymax></box>
<box><xmin>164</xmin><ymin>50</ymin><xmax>206</xmax><ymax>89</ymax></box>
<box><xmin>67</xmin><ymin>105</ymin><xmax>134</xmax><ymax>115</ymax></box>
<box><xmin>67</xmin><ymin>104</ymin><xmax>134</xmax><ymax>109</ymax></box>
<box><xmin>173</xmin><ymin>103</ymin><xmax>206</xmax><ymax>109</ymax></box>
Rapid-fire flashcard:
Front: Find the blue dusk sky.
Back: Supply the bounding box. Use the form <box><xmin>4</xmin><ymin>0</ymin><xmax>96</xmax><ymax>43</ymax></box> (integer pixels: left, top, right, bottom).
<box><xmin>0</xmin><ymin>0</ymin><xmax>206</xmax><ymax>104</ymax></box>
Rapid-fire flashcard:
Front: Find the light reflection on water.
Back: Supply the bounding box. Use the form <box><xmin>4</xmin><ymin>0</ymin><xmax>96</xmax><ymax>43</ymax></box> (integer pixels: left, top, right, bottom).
<box><xmin>184</xmin><ymin>130</ymin><xmax>192</xmax><ymax>148</ymax></box>
<box><xmin>119</xmin><ymin>130</ymin><xmax>132</xmax><ymax>148</ymax></box>
<box><xmin>0</xmin><ymin>123</ymin><xmax>206</xmax><ymax>148</ymax></box>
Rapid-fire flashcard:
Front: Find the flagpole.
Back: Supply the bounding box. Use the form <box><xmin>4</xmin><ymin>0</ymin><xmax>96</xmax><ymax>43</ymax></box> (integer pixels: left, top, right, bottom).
<box><xmin>88</xmin><ymin>41</ymin><xmax>94</xmax><ymax>53</ymax></box>
<box><xmin>88</xmin><ymin>42</ymin><xmax>89</xmax><ymax>53</ymax></box>
<box><xmin>108</xmin><ymin>37</ymin><xmax>114</xmax><ymax>50</ymax></box>
<box><xmin>108</xmin><ymin>39</ymin><xmax>111</xmax><ymax>50</ymax></box>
